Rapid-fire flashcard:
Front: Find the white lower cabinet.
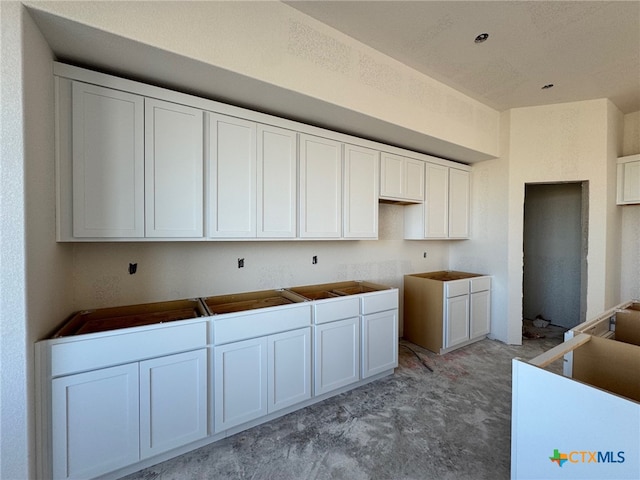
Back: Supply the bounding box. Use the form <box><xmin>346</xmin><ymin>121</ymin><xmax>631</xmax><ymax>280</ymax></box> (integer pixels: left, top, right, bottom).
<box><xmin>51</xmin><ymin>348</ymin><xmax>208</xmax><ymax>480</ymax></box>
<box><xmin>52</xmin><ymin>364</ymin><xmax>140</xmax><ymax>480</ymax></box>
<box><xmin>214</xmin><ymin>337</ymin><xmax>268</xmax><ymax>431</ymax></box>
<box><xmin>361</xmin><ymin>310</ymin><xmax>398</xmax><ymax>378</ymax></box>
<box><xmin>268</xmin><ymin>328</ymin><xmax>312</xmax><ymax>412</ymax></box>
<box><xmin>470</xmin><ymin>289</ymin><xmax>491</xmax><ymax>339</ymax></box>
<box><xmin>314</xmin><ymin>317</ymin><xmax>360</xmax><ymax>395</ymax></box>
<box><xmin>214</xmin><ymin>327</ymin><xmax>312</xmax><ymax>432</ymax></box>
<box><xmin>445</xmin><ymin>292</ymin><xmax>471</xmax><ymax>349</ymax></box>
<box><xmin>139</xmin><ymin>349</ymin><xmax>208</xmax><ymax>458</ymax></box>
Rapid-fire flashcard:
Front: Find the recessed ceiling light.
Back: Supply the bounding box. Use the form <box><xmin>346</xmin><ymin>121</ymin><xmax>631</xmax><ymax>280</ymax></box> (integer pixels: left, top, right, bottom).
<box><xmin>542</xmin><ymin>84</ymin><xmax>554</xmax><ymax>89</ymax></box>
<box><xmin>474</xmin><ymin>33</ymin><xmax>489</xmax><ymax>43</ymax></box>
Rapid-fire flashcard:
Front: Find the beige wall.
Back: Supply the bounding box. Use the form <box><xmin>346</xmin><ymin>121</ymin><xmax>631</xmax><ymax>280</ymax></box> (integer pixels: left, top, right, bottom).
<box><xmin>506</xmin><ymin>99</ymin><xmax>620</xmax><ymax>344</ymax></box>
<box><xmin>621</xmin><ymin>111</ymin><xmax>640</xmax><ymax>301</ymax></box>
<box><xmin>26</xmin><ymin>0</ymin><xmax>499</xmax><ymax>159</ymax></box>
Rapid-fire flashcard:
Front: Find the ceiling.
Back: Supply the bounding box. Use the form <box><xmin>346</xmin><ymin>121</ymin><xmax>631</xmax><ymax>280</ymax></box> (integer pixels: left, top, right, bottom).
<box><xmin>286</xmin><ymin>0</ymin><xmax>640</xmax><ymax>114</ymax></box>
<box><xmin>25</xmin><ymin>1</ymin><xmax>640</xmax><ymax>163</ymax></box>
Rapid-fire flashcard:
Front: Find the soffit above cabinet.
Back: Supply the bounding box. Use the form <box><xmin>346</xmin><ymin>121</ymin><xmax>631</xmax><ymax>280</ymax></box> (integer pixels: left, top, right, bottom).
<box><xmin>27</xmin><ymin>4</ymin><xmax>495</xmax><ymax>164</ymax></box>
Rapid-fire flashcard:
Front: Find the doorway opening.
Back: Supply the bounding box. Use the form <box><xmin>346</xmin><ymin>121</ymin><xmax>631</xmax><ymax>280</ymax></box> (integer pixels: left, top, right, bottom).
<box><xmin>523</xmin><ymin>182</ymin><xmax>588</xmax><ymax>330</ymax></box>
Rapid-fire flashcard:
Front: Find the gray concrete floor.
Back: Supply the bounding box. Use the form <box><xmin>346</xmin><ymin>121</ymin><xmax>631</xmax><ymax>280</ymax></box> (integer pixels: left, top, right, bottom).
<box><xmin>123</xmin><ymin>331</ymin><xmax>565</xmax><ymax>480</ymax></box>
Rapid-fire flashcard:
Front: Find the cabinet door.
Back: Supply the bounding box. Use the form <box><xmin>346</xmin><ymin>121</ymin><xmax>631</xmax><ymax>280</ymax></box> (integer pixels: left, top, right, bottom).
<box><xmin>268</xmin><ymin>328</ymin><xmax>311</xmax><ymax>413</ymax></box>
<box><xmin>145</xmin><ymin>99</ymin><xmax>203</xmax><ymax>237</ymax></box>
<box><xmin>343</xmin><ymin>144</ymin><xmax>379</xmax><ymax>239</ymax></box>
<box><xmin>214</xmin><ymin>337</ymin><xmax>267</xmax><ymax>432</ymax></box>
<box><xmin>617</xmin><ymin>158</ymin><xmax>640</xmax><ymax>204</ymax></box>
<box><xmin>404</xmin><ymin>158</ymin><xmax>425</xmax><ymax>201</ymax></box>
<box><xmin>314</xmin><ymin>317</ymin><xmax>360</xmax><ymax>395</ymax></box>
<box><xmin>361</xmin><ymin>310</ymin><xmax>398</xmax><ymax>378</ymax></box>
<box><xmin>449</xmin><ymin>168</ymin><xmax>470</xmax><ymax>238</ymax></box>
<box><xmin>445</xmin><ymin>294</ymin><xmax>470</xmax><ymax>349</ymax></box>
<box><xmin>257</xmin><ymin>125</ymin><xmax>297</xmax><ymax>238</ymax></box>
<box><xmin>52</xmin><ymin>364</ymin><xmax>139</xmax><ymax>480</ymax></box>
<box><xmin>424</xmin><ymin>163</ymin><xmax>449</xmax><ymax>238</ymax></box>
<box><xmin>470</xmin><ymin>290</ymin><xmax>491</xmax><ymax>339</ymax></box>
<box><xmin>379</xmin><ymin>153</ymin><xmax>404</xmax><ymax>199</ymax></box>
<box><xmin>72</xmin><ymin>82</ymin><xmax>144</xmax><ymax>238</ymax></box>
<box><xmin>208</xmin><ymin>114</ymin><xmax>257</xmax><ymax>237</ymax></box>
<box><xmin>299</xmin><ymin>134</ymin><xmax>342</xmax><ymax>238</ymax></box>
<box><xmin>139</xmin><ymin>349</ymin><xmax>208</xmax><ymax>458</ymax></box>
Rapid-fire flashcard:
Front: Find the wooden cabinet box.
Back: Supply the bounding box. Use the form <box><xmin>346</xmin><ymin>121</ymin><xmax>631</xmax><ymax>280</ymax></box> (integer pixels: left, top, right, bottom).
<box><xmin>511</xmin><ymin>302</ymin><xmax>640</xmax><ymax>479</ymax></box>
<box><xmin>403</xmin><ymin>271</ymin><xmax>490</xmax><ymax>354</ymax></box>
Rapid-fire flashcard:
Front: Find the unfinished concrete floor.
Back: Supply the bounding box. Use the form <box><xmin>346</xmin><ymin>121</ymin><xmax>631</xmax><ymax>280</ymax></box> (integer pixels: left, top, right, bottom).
<box><xmin>122</xmin><ymin>333</ymin><xmax>565</xmax><ymax>480</ymax></box>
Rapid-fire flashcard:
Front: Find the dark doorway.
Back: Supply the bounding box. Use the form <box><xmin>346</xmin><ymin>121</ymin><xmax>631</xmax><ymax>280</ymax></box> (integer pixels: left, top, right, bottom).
<box><xmin>523</xmin><ymin>182</ymin><xmax>588</xmax><ymax>329</ymax></box>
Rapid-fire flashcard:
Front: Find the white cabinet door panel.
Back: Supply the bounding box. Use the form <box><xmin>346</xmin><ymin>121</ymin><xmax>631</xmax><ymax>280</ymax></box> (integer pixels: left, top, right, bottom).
<box><xmin>314</xmin><ymin>317</ymin><xmax>360</xmax><ymax>395</ymax></box>
<box><xmin>52</xmin><ymin>364</ymin><xmax>139</xmax><ymax>480</ymax></box>
<box><xmin>214</xmin><ymin>338</ymin><xmax>267</xmax><ymax>432</ymax></box>
<box><xmin>258</xmin><ymin>125</ymin><xmax>297</xmax><ymax>238</ymax></box>
<box><xmin>405</xmin><ymin>158</ymin><xmax>425</xmax><ymax>201</ymax></box>
<box><xmin>362</xmin><ymin>310</ymin><xmax>398</xmax><ymax>378</ymax></box>
<box><xmin>145</xmin><ymin>99</ymin><xmax>203</xmax><ymax>237</ymax></box>
<box><xmin>72</xmin><ymin>82</ymin><xmax>144</xmax><ymax>238</ymax></box>
<box><xmin>449</xmin><ymin>168</ymin><xmax>470</xmax><ymax>238</ymax></box>
<box><xmin>208</xmin><ymin>114</ymin><xmax>257</xmax><ymax>237</ymax></box>
<box><xmin>140</xmin><ymin>349</ymin><xmax>208</xmax><ymax>458</ymax></box>
<box><xmin>268</xmin><ymin>328</ymin><xmax>311</xmax><ymax>413</ymax></box>
<box><xmin>344</xmin><ymin>144</ymin><xmax>379</xmax><ymax>238</ymax></box>
<box><xmin>424</xmin><ymin>163</ymin><xmax>449</xmax><ymax>239</ymax></box>
<box><xmin>379</xmin><ymin>153</ymin><xmax>404</xmax><ymax>199</ymax></box>
<box><xmin>470</xmin><ymin>290</ymin><xmax>491</xmax><ymax>339</ymax></box>
<box><xmin>445</xmin><ymin>294</ymin><xmax>470</xmax><ymax>349</ymax></box>
<box><xmin>617</xmin><ymin>156</ymin><xmax>640</xmax><ymax>204</ymax></box>
<box><xmin>299</xmin><ymin>134</ymin><xmax>342</xmax><ymax>238</ymax></box>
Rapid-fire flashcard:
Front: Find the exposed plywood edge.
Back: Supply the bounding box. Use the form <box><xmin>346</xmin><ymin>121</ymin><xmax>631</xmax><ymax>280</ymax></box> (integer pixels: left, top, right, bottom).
<box><xmin>528</xmin><ymin>333</ymin><xmax>591</xmax><ymax>368</ymax></box>
<box><xmin>573</xmin><ymin>335</ymin><xmax>640</xmax><ymax>403</ymax></box>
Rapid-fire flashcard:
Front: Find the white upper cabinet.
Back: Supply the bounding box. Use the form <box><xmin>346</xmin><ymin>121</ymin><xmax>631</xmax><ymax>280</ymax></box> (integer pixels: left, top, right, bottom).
<box><xmin>404</xmin><ymin>163</ymin><xmax>470</xmax><ymax>240</ymax></box>
<box><xmin>257</xmin><ymin>125</ymin><xmax>297</xmax><ymax>238</ymax></box>
<box><xmin>448</xmin><ymin>168</ymin><xmax>470</xmax><ymax>238</ymax></box>
<box><xmin>299</xmin><ymin>134</ymin><xmax>343</xmax><ymax>238</ymax></box>
<box><xmin>424</xmin><ymin>163</ymin><xmax>449</xmax><ymax>239</ymax></box>
<box><xmin>343</xmin><ymin>144</ymin><xmax>379</xmax><ymax>239</ymax></box>
<box><xmin>617</xmin><ymin>154</ymin><xmax>640</xmax><ymax>205</ymax></box>
<box><xmin>71</xmin><ymin>81</ymin><xmax>145</xmax><ymax>238</ymax></box>
<box><xmin>145</xmin><ymin>98</ymin><xmax>204</xmax><ymax>238</ymax></box>
<box><xmin>208</xmin><ymin>114</ymin><xmax>257</xmax><ymax>237</ymax></box>
<box><xmin>379</xmin><ymin>152</ymin><xmax>424</xmax><ymax>202</ymax></box>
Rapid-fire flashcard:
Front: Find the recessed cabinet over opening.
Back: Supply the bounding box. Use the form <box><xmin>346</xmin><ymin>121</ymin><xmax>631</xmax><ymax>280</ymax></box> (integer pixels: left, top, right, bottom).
<box><xmin>379</xmin><ymin>152</ymin><xmax>424</xmax><ymax>203</ymax></box>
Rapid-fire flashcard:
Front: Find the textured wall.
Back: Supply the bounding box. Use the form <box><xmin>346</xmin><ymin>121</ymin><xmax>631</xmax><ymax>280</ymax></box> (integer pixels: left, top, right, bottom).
<box><xmin>507</xmin><ymin>99</ymin><xmax>617</xmax><ymax>335</ymax></box>
<box><xmin>68</xmin><ymin>204</ymin><xmax>450</xmax><ymax>338</ymax></box>
<box><xmin>26</xmin><ymin>0</ymin><xmax>499</xmax><ymax>158</ymax></box>
<box><xmin>621</xmin><ymin>111</ymin><xmax>640</xmax><ymax>301</ymax></box>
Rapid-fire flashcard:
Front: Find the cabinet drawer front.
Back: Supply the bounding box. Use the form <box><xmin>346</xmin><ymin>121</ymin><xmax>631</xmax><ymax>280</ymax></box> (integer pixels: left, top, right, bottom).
<box><xmin>213</xmin><ymin>304</ymin><xmax>311</xmax><ymax>345</ymax></box>
<box><xmin>470</xmin><ymin>276</ymin><xmax>491</xmax><ymax>293</ymax></box>
<box><xmin>445</xmin><ymin>280</ymin><xmax>469</xmax><ymax>298</ymax></box>
<box><xmin>313</xmin><ymin>296</ymin><xmax>360</xmax><ymax>324</ymax></box>
<box><xmin>361</xmin><ymin>290</ymin><xmax>399</xmax><ymax>315</ymax></box>
<box><xmin>51</xmin><ymin>321</ymin><xmax>208</xmax><ymax>377</ymax></box>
